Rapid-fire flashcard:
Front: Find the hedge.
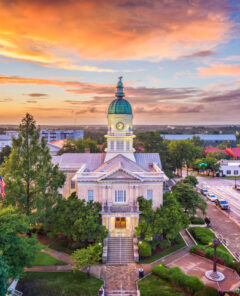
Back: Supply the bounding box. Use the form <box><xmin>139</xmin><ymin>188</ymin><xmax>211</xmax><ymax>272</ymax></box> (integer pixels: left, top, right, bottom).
<box><xmin>194</xmin><ymin>285</ymin><xmax>218</xmax><ymax>296</ymax></box>
<box><xmin>152</xmin><ymin>265</ymin><xmax>204</xmax><ymax>294</ymax></box>
<box><xmin>189</xmin><ymin>227</ymin><xmax>215</xmax><ymax>245</ymax></box>
<box><xmin>190</xmin><ymin>216</ymin><xmax>205</xmax><ymax>225</ymax></box>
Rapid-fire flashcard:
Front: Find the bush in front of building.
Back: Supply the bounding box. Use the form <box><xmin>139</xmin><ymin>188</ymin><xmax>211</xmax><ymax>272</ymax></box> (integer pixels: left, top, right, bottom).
<box><xmin>189</xmin><ymin>227</ymin><xmax>214</xmax><ymax>245</ymax></box>
<box><xmin>152</xmin><ymin>264</ymin><xmax>170</xmax><ymax>280</ymax></box>
<box><xmin>230</xmin><ymin>261</ymin><xmax>240</xmax><ymax>274</ymax></box>
<box><xmin>205</xmin><ymin>248</ymin><xmax>233</xmax><ymax>266</ymax></box>
<box><xmin>139</xmin><ymin>241</ymin><xmax>152</xmax><ymax>258</ymax></box>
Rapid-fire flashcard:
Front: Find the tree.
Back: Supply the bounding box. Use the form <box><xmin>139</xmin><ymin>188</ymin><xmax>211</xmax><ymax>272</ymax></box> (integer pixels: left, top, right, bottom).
<box><xmin>0</xmin><ymin>145</ymin><xmax>11</xmax><ymax>165</ymax></box>
<box><xmin>1</xmin><ymin>113</ymin><xmax>66</xmax><ymax>225</ymax></box>
<box><xmin>207</xmin><ymin>151</ymin><xmax>230</xmax><ymax>160</ymax></box>
<box><xmin>0</xmin><ymin>206</ymin><xmax>38</xmax><ymax>278</ymax></box>
<box><xmin>0</xmin><ymin>255</ymin><xmax>9</xmax><ymax>296</ymax></box>
<box><xmin>205</xmin><ymin>157</ymin><xmax>220</xmax><ymax>176</ymax></box>
<box><xmin>182</xmin><ymin>175</ymin><xmax>198</xmax><ymax>187</ymax></box>
<box><xmin>49</xmin><ymin>193</ymin><xmax>108</xmax><ymax>248</ymax></box>
<box><xmin>172</xmin><ymin>182</ymin><xmax>207</xmax><ymax>216</ymax></box>
<box><xmin>71</xmin><ymin>243</ymin><xmax>102</xmax><ymax>278</ymax></box>
<box><xmin>57</xmin><ymin>138</ymin><xmax>101</xmax><ymax>155</ymax></box>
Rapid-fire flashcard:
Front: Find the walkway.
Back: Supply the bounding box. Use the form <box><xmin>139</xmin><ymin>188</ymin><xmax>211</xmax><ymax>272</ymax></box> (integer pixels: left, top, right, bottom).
<box><xmin>199</xmin><ymin>203</ymin><xmax>240</xmax><ymax>258</ymax></box>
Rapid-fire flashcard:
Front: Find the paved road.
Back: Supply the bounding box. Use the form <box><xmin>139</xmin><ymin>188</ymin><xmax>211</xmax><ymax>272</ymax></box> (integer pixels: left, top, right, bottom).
<box><xmin>192</xmin><ymin>174</ymin><xmax>240</xmax><ymax>223</ymax></box>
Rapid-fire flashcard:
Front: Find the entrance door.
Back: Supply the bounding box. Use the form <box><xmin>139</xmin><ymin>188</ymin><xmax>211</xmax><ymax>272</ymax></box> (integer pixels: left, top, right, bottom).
<box><xmin>115</xmin><ymin>217</ymin><xmax>126</xmax><ymax>229</ymax></box>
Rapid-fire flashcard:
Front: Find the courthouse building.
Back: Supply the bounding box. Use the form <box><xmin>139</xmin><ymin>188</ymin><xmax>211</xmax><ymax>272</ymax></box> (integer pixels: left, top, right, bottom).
<box><xmin>52</xmin><ymin>78</ymin><xmax>165</xmax><ymax>237</ymax></box>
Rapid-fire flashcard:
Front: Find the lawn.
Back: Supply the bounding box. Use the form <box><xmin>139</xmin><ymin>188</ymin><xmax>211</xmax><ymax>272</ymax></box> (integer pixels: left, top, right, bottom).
<box><xmin>17</xmin><ymin>271</ymin><xmax>103</xmax><ymax>296</ymax></box>
<box><xmin>140</xmin><ymin>233</ymin><xmax>186</xmax><ymax>264</ymax></box>
<box><xmin>31</xmin><ymin>251</ymin><xmax>67</xmax><ymax>266</ymax></box>
<box><xmin>138</xmin><ymin>274</ymin><xmax>187</xmax><ymax>296</ymax></box>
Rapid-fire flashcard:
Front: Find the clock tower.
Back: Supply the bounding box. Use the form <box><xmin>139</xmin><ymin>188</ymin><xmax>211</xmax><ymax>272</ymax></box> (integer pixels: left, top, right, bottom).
<box><xmin>105</xmin><ymin>77</ymin><xmax>136</xmax><ymax>162</ymax></box>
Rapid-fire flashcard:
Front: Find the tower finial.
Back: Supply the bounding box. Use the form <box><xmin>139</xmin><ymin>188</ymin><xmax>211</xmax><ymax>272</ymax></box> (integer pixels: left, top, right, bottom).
<box><xmin>118</xmin><ymin>76</ymin><xmax>123</xmax><ymax>82</ymax></box>
<box><xmin>116</xmin><ymin>76</ymin><xmax>124</xmax><ymax>99</ymax></box>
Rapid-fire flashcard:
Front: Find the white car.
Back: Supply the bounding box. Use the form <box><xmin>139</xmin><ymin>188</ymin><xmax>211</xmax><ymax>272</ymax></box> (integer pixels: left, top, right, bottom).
<box><xmin>207</xmin><ymin>194</ymin><xmax>217</xmax><ymax>202</ymax></box>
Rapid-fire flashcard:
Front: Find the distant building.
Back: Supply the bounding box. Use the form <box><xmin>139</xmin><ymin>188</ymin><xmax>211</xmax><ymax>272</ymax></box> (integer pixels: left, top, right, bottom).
<box><xmin>0</xmin><ymin>131</ymin><xmax>19</xmax><ymax>151</ymax></box>
<box><xmin>161</xmin><ymin>134</ymin><xmax>237</xmax><ymax>147</ymax></box>
<box><xmin>219</xmin><ymin>160</ymin><xmax>240</xmax><ymax>176</ymax></box>
<box><xmin>40</xmin><ymin>129</ymin><xmax>84</xmax><ymax>143</ymax></box>
<box><xmin>204</xmin><ymin>147</ymin><xmax>240</xmax><ymax>160</ymax></box>
<box><xmin>47</xmin><ymin>139</ymin><xmax>67</xmax><ymax>156</ymax></box>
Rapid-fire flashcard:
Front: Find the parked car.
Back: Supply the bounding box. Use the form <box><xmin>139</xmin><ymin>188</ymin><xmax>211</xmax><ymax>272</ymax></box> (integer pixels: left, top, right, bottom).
<box><xmin>201</xmin><ymin>189</ymin><xmax>209</xmax><ymax>196</ymax></box>
<box><xmin>215</xmin><ymin>199</ymin><xmax>230</xmax><ymax>210</ymax></box>
<box><xmin>207</xmin><ymin>194</ymin><xmax>217</xmax><ymax>202</ymax></box>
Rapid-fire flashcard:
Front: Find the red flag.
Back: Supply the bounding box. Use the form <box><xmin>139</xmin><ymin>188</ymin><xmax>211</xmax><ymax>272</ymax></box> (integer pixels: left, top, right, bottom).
<box><xmin>0</xmin><ymin>176</ymin><xmax>5</xmax><ymax>199</ymax></box>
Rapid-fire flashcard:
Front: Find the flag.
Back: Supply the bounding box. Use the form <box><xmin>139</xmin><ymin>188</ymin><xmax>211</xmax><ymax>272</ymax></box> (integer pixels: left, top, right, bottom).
<box><xmin>0</xmin><ymin>176</ymin><xmax>5</xmax><ymax>199</ymax></box>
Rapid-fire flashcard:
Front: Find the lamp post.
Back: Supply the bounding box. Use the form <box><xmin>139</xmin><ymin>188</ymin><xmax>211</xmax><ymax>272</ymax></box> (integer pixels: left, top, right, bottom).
<box><xmin>235</xmin><ymin>176</ymin><xmax>237</xmax><ymax>189</ymax></box>
<box><xmin>139</xmin><ymin>240</ymin><xmax>142</xmax><ymax>262</ymax></box>
<box><xmin>205</xmin><ymin>238</ymin><xmax>225</xmax><ymax>282</ymax></box>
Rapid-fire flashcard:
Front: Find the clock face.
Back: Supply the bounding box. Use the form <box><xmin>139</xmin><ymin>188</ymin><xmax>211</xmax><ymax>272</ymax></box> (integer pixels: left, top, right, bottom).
<box><xmin>116</xmin><ymin>122</ymin><xmax>124</xmax><ymax>130</ymax></box>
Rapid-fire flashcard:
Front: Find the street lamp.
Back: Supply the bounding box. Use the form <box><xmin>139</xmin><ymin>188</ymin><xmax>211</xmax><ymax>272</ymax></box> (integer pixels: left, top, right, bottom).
<box><xmin>205</xmin><ymin>238</ymin><xmax>225</xmax><ymax>282</ymax></box>
<box><xmin>234</xmin><ymin>176</ymin><xmax>237</xmax><ymax>189</ymax></box>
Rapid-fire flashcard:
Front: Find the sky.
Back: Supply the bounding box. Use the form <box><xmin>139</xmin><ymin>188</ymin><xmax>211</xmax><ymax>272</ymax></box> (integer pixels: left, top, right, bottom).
<box><xmin>0</xmin><ymin>0</ymin><xmax>240</xmax><ymax>125</ymax></box>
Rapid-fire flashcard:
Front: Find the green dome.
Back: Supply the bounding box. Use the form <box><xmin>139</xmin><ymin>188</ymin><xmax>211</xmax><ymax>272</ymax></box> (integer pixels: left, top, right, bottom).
<box><xmin>108</xmin><ymin>76</ymin><xmax>132</xmax><ymax>114</ymax></box>
<box><xmin>108</xmin><ymin>98</ymin><xmax>132</xmax><ymax>114</ymax></box>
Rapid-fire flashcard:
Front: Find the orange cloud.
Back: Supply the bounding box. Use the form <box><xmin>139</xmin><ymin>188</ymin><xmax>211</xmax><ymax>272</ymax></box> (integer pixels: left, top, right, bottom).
<box><xmin>0</xmin><ymin>0</ymin><xmax>233</xmax><ymax>65</ymax></box>
<box><xmin>198</xmin><ymin>63</ymin><xmax>240</xmax><ymax>77</ymax></box>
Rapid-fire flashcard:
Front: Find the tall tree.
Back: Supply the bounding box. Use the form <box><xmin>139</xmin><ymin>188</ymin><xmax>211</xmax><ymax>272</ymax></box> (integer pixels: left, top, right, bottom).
<box><xmin>0</xmin><ymin>205</ymin><xmax>38</xmax><ymax>278</ymax></box>
<box><xmin>172</xmin><ymin>182</ymin><xmax>207</xmax><ymax>216</ymax></box>
<box><xmin>1</xmin><ymin>113</ymin><xmax>65</xmax><ymax>224</ymax></box>
<box><xmin>0</xmin><ymin>145</ymin><xmax>11</xmax><ymax>165</ymax></box>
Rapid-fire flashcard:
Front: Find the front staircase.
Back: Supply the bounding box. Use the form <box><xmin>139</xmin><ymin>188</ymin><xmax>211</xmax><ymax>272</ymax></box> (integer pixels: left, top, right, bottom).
<box><xmin>107</xmin><ymin>237</ymin><xmax>134</xmax><ymax>265</ymax></box>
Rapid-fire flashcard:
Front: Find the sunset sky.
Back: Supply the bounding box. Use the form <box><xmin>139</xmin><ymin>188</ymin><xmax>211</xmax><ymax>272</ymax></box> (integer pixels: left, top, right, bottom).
<box><xmin>0</xmin><ymin>0</ymin><xmax>240</xmax><ymax>125</ymax></box>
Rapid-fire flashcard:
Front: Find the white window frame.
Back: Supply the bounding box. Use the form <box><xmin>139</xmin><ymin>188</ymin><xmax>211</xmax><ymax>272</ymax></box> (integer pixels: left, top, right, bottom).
<box><xmin>88</xmin><ymin>190</ymin><xmax>94</xmax><ymax>202</ymax></box>
<box><xmin>147</xmin><ymin>189</ymin><xmax>153</xmax><ymax>200</ymax></box>
<box><xmin>114</xmin><ymin>190</ymin><xmax>126</xmax><ymax>203</ymax></box>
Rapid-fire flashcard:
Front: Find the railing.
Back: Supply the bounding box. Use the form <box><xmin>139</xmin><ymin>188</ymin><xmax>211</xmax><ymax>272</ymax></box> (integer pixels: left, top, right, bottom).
<box><xmin>103</xmin><ymin>202</ymin><xmax>139</xmax><ymax>213</ymax></box>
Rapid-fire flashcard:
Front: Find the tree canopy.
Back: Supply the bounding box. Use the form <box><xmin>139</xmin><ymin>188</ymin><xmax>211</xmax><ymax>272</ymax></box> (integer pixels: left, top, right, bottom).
<box><xmin>0</xmin><ymin>255</ymin><xmax>9</xmax><ymax>296</ymax></box>
<box><xmin>172</xmin><ymin>182</ymin><xmax>207</xmax><ymax>216</ymax></box>
<box><xmin>182</xmin><ymin>175</ymin><xmax>198</xmax><ymax>187</ymax></box>
<box><xmin>0</xmin><ymin>145</ymin><xmax>11</xmax><ymax>165</ymax></box>
<box><xmin>48</xmin><ymin>193</ymin><xmax>108</xmax><ymax>248</ymax></box>
<box><xmin>57</xmin><ymin>138</ymin><xmax>101</xmax><ymax>155</ymax></box>
<box><xmin>0</xmin><ymin>205</ymin><xmax>38</xmax><ymax>278</ymax></box>
<box><xmin>135</xmin><ymin>195</ymin><xmax>189</xmax><ymax>242</ymax></box>
<box><xmin>1</xmin><ymin>113</ymin><xmax>66</xmax><ymax>224</ymax></box>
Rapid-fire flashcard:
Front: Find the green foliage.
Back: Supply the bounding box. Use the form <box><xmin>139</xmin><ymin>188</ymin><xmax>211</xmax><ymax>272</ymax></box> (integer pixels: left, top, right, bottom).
<box><xmin>172</xmin><ymin>183</ymin><xmax>207</xmax><ymax>216</ymax></box>
<box><xmin>189</xmin><ymin>227</ymin><xmax>214</xmax><ymax>245</ymax></box>
<box><xmin>182</xmin><ymin>175</ymin><xmax>198</xmax><ymax>187</ymax></box>
<box><xmin>230</xmin><ymin>261</ymin><xmax>240</xmax><ymax>274</ymax></box>
<box><xmin>207</xmin><ymin>151</ymin><xmax>231</xmax><ymax>160</ymax></box>
<box><xmin>190</xmin><ymin>245</ymin><xmax>206</xmax><ymax>254</ymax></box>
<box><xmin>71</xmin><ymin>243</ymin><xmax>102</xmax><ymax>272</ymax></box>
<box><xmin>136</xmin><ymin>194</ymin><xmax>189</xmax><ymax>243</ymax></box>
<box><xmin>49</xmin><ymin>193</ymin><xmax>108</xmax><ymax>247</ymax></box>
<box><xmin>0</xmin><ymin>206</ymin><xmax>39</xmax><ymax>278</ymax></box>
<box><xmin>31</xmin><ymin>251</ymin><xmax>67</xmax><ymax>266</ymax></box>
<box><xmin>152</xmin><ymin>265</ymin><xmax>204</xmax><ymax>294</ymax></box>
<box><xmin>139</xmin><ymin>241</ymin><xmax>152</xmax><ymax>257</ymax></box>
<box><xmin>205</xmin><ymin>248</ymin><xmax>233</xmax><ymax>266</ymax></box>
<box><xmin>190</xmin><ymin>216</ymin><xmax>205</xmax><ymax>225</ymax></box>
<box><xmin>1</xmin><ymin>113</ymin><xmax>66</xmax><ymax>225</ymax></box>
<box><xmin>58</xmin><ymin>138</ymin><xmax>101</xmax><ymax>155</ymax></box>
<box><xmin>194</xmin><ymin>285</ymin><xmax>218</xmax><ymax>296</ymax></box>
<box><xmin>0</xmin><ymin>145</ymin><xmax>11</xmax><ymax>165</ymax></box>
<box><xmin>0</xmin><ymin>255</ymin><xmax>9</xmax><ymax>296</ymax></box>
<box><xmin>152</xmin><ymin>264</ymin><xmax>170</xmax><ymax>280</ymax></box>
<box><xmin>158</xmin><ymin>239</ymin><xmax>171</xmax><ymax>249</ymax></box>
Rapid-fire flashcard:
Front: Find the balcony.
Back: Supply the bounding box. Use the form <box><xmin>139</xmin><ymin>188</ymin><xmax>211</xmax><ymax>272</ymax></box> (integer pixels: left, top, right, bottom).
<box><xmin>102</xmin><ymin>202</ymin><xmax>140</xmax><ymax>213</ymax></box>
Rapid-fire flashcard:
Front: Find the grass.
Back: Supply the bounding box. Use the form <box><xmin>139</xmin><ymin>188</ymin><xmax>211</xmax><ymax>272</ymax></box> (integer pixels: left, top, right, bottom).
<box><xmin>138</xmin><ymin>274</ymin><xmax>186</xmax><ymax>296</ymax></box>
<box><xmin>139</xmin><ymin>234</ymin><xmax>186</xmax><ymax>264</ymax></box>
<box><xmin>17</xmin><ymin>271</ymin><xmax>103</xmax><ymax>296</ymax></box>
<box><xmin>31</xmin><ymin>252</ymin><xmax>67</xmax><ymax>266</ymax></box>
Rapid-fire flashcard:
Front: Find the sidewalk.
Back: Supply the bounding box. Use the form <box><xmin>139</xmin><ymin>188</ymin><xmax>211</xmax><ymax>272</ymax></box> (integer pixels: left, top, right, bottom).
<box><xmin>199</xmin><ymin>203</ymin><xmax>240</xmax><ymax>257</ymax></box>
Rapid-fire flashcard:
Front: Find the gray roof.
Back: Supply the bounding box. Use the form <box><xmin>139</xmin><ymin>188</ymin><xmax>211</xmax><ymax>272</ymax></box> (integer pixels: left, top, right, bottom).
<box><xmin>161</xmin><ymin>134</ymin><xmax>236</xmax><ymax>141</ymax></box>
<box><xmin>52</xmin><ymin>152</ymin><xmax>162</xmax><ymax>172</ymax></box>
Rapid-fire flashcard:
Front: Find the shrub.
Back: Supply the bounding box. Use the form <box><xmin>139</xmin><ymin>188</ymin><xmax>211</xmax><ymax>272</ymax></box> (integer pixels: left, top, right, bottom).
<box><xmin>190</xmin><ymin>227</ymin><xmax>215</xmax><ymax>245</ymax></box>
<box><xmin>152</xmin><ymin>264</ymin><xmax>170</xmax><ymax>280</ymax></box>
<box><xmin>190</xmin><ymin>216</ymin><xmax>205</xmax><ymax>225</ymax></box>
<box><xmin>185</xmin><ymin>275</ymin><xmax>204</xmax><ymax>294</ymax></box>
<box><xmin>194</xmin><ymin>285</ymin><xmax>218</xmax><ymax>296</ymax></box>
<box><xmin>139</xmin><ymin>241</ymin><xmax>151</xmax><ymax>257</ymax></box>
<box><xmin>205</xmin><ymin>248</ymin><xmax>232</xmax><ymax>266</ymax></box>
<box><xmin>231</xmin><ymin>261</ymin><xmax>240</xmax><ymax>274</ymax></box>
<box><xmin>190</xmin><ymin>245</ymin><xmax>205</xmax><ymax>254</ymax></box>
<box><xmin>158</xmin><ymin>239</ymin><xmax>171</xmax><ymax>249</ymax></box>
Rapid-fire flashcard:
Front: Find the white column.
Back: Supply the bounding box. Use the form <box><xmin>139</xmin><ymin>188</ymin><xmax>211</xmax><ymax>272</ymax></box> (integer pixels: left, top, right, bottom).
<box><xmin>102</xmin><ymin>184</ymin><xmax>106</xmax><ymax>204</ymax></box>
<box><xmin>135</xmin><ymin>185</ymin><xmax>139</xmax><ymax>199</ymax></box>
<box><xmin>131</xmin><ymin>216</ymin><xmax>133</xmax><ymax>234</ymax></box>
<box><xmin>130</xmin><ymin>185</ymin><xmax>133</xmax><ymax>206</ymax></box>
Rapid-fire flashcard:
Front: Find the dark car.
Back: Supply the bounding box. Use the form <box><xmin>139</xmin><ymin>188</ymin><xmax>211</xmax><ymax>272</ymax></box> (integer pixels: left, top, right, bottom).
<box><xmin>215</xmin><ymin>199</ymin><xmax>229</xmax><ymax>210</ymax></box>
